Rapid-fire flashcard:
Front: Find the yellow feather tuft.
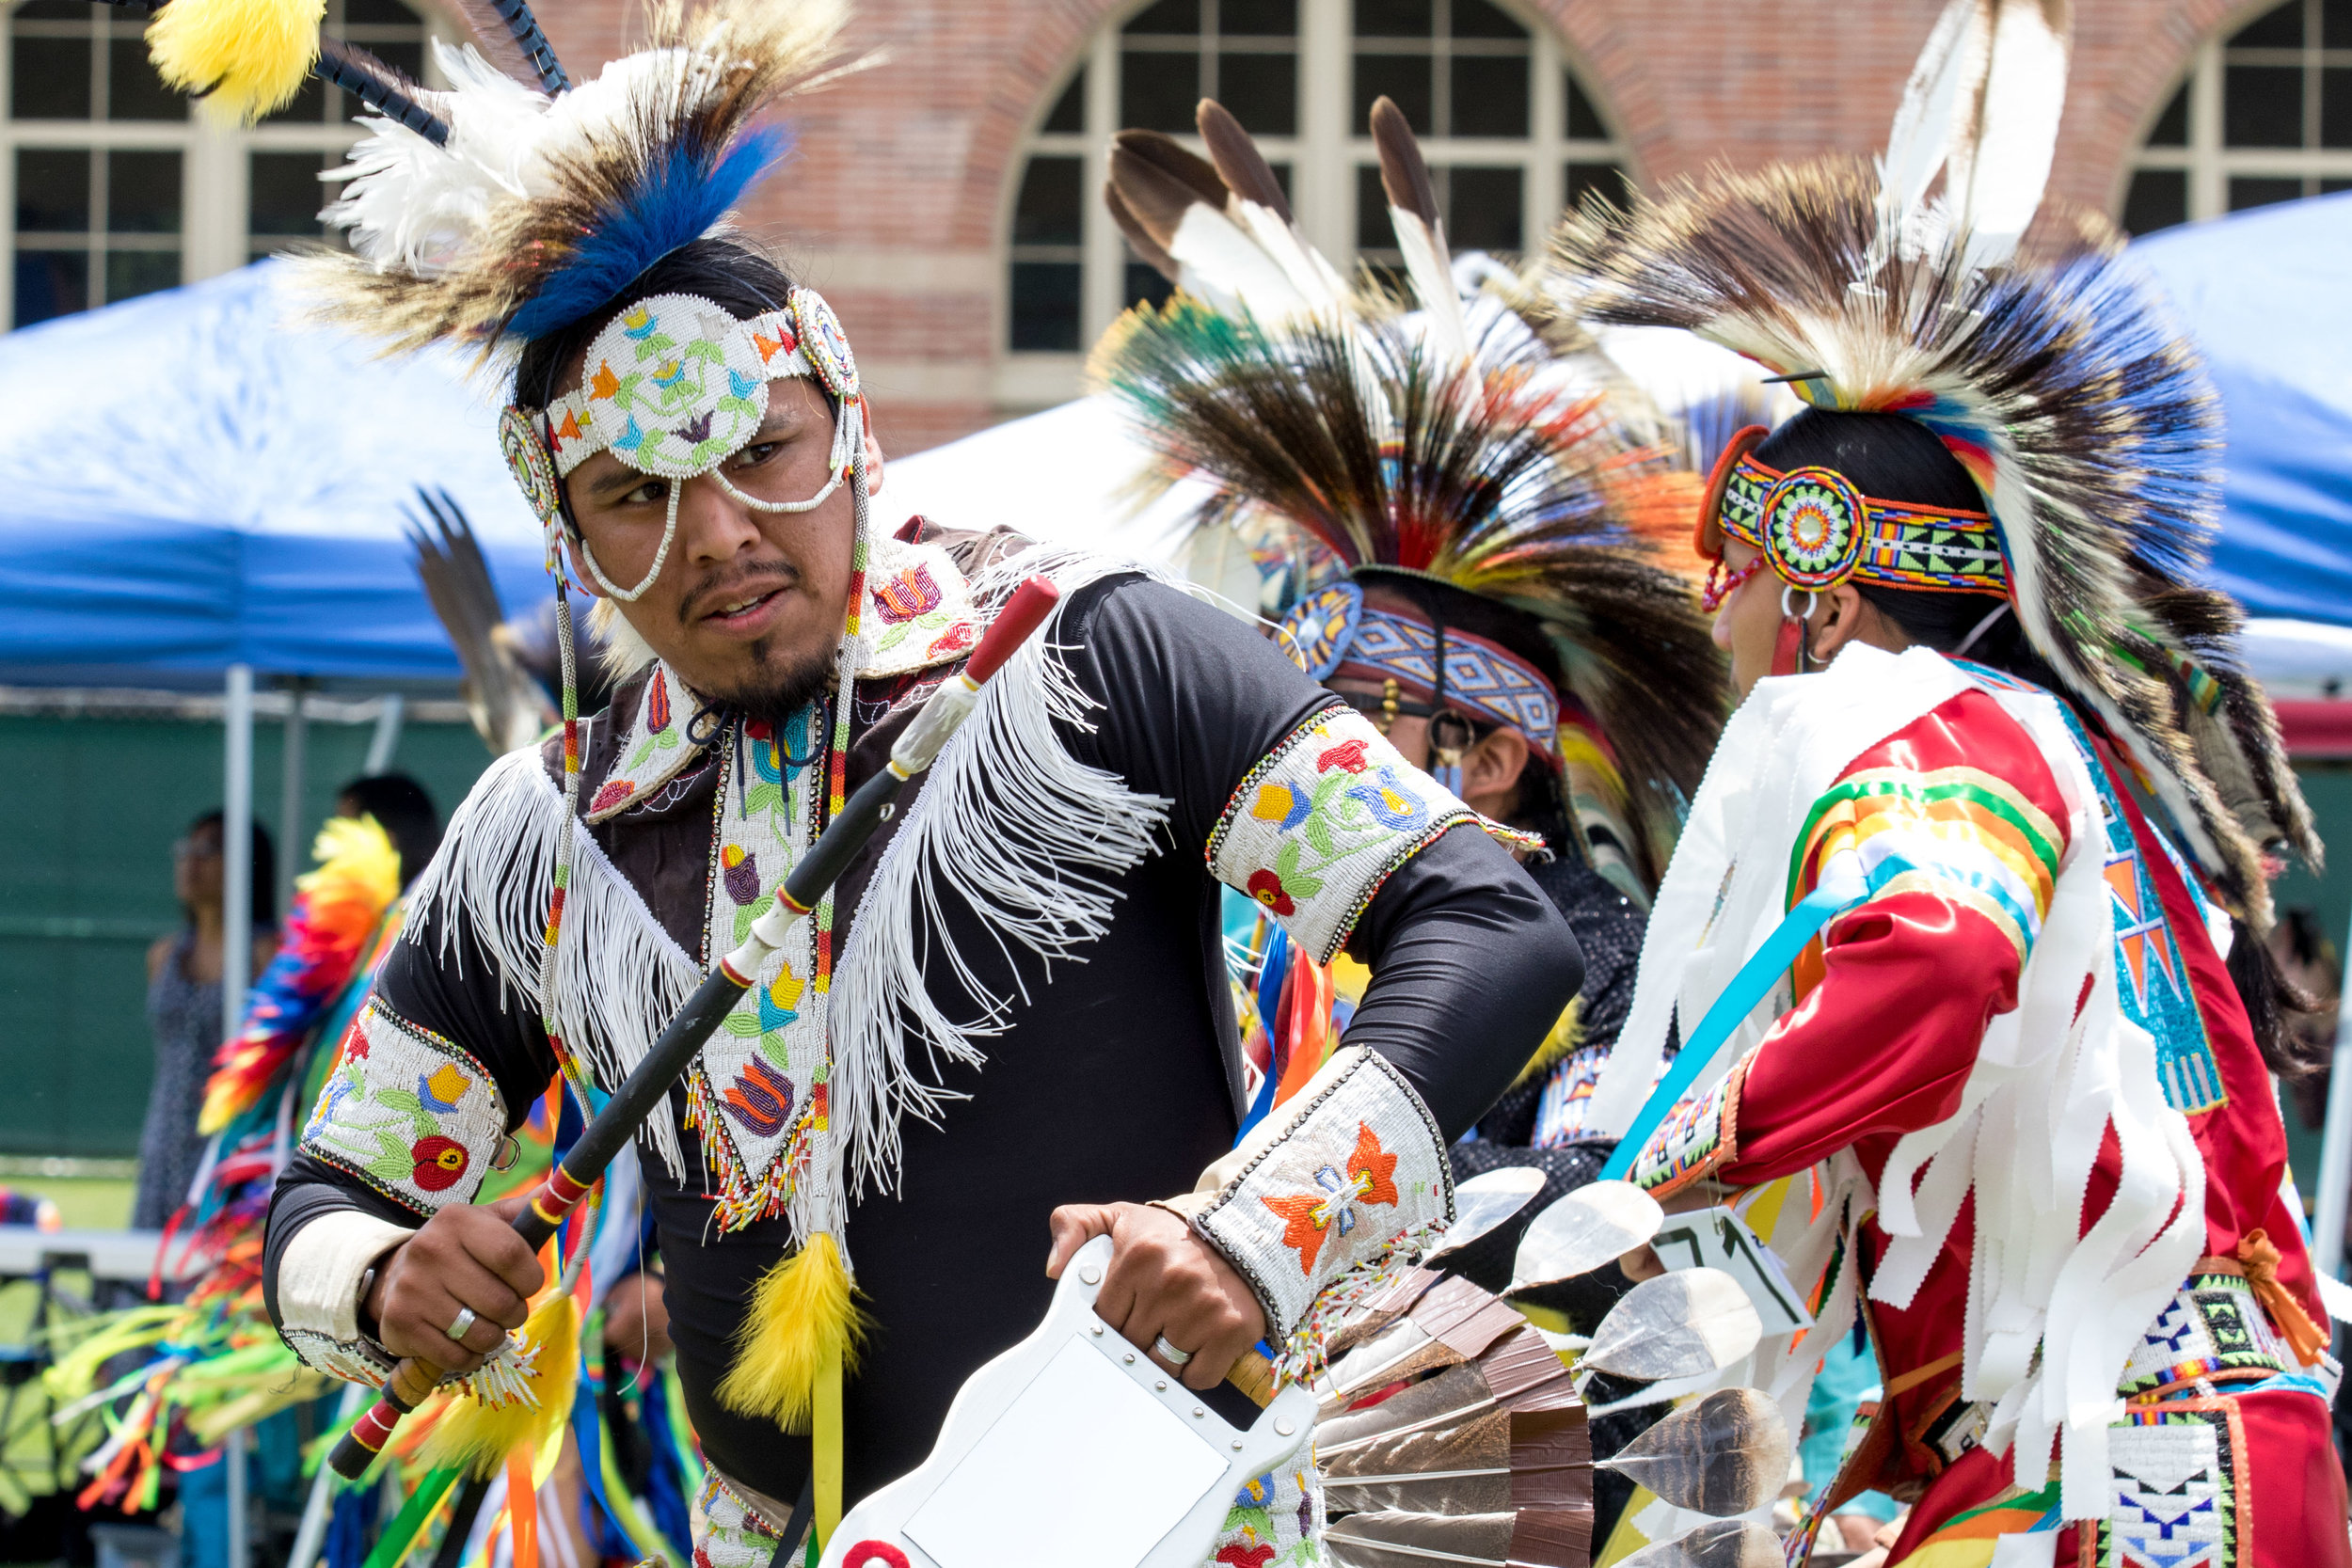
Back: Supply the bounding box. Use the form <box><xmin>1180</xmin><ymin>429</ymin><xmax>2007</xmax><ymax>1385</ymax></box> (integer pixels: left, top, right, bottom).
<box><xmin>304</xmin><ymin>815</ymin><xmax>402</xmax><ymax>910</ymax></box>
<box><xmin>717</xmin><ymin>1234</ymin><xmax>869</xmax><ymax>1432</ymax></box>
<box><xmin>145</xmin><ymin>0</ymin><xmax>325</xmax><ymax>125</ymax></box>
<box><xmin>419</xmin><ymin>1293</ymin><xmax>578</xmax><ymax>1480</ymax></box>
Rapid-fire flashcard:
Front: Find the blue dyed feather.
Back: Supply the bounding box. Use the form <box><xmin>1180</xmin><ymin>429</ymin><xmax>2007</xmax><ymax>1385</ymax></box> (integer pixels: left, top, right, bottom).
<box><xmin>507</xmin><ymin>123</ymin><xmax>791</xmax><ymax>341</ymax></box>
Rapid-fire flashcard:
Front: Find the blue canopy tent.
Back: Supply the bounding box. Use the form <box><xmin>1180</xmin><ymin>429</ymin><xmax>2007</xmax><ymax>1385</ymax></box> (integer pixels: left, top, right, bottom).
<box><xmin>2132</xmin><ymin>193</ymin><xmax>2352</xmax><ymax>631</ymax></box>
<box><xmin>0</xmin><ymin>259</ymin><xmax>546</xmax><ymax>686</ymax></box>
<box><xmin>0</xmin><ymin>259</ymin><xmax>548</xmax><ymax>1057</ymax></box>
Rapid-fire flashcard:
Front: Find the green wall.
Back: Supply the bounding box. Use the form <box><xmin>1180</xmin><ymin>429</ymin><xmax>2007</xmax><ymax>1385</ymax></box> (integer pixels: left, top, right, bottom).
<box><xmin>0</xmin><ymin>711</ymin><xmax>495</xmax><ymax>1158</ymax></box>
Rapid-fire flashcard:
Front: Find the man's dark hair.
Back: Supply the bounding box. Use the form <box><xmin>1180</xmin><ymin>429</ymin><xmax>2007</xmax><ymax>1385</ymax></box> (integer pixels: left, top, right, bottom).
<box><xmin>337</xmin><ymin>773</ymin><xmax>442</xmax><ymax>891</ymax></box>
<box><xmin>510</xmin><ymin>236</ymin><xmax>802</xmax><ymax>410</ymax></box>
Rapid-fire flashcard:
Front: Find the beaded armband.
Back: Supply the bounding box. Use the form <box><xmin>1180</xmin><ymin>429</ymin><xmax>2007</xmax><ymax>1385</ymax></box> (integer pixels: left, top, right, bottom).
<box><xmin>300</xmin><ymin>1000</ymin><xmax>509</xmax><ymax>1218</ymax></box>
<box><xmin>1629</xmin><ymin>1054</ymin><xmax>1750</xmax><ymax>1199</ymax></box>
<box><xmin>1168</xmin><ymin>1047</ymin><xmax>1453</xmax><ymax>1357</ymax></box>
<box><xmin>1211</xmin><ymin>706</ymin><xmax>1522</xmax><ymax>965</ymax></box>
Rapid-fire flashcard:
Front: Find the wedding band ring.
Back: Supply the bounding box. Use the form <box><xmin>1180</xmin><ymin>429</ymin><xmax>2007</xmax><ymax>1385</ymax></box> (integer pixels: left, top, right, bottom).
<box><xmin>445</xmin><ymin>1307</ymin><xmax>478</xmax><ymax>1342</ymax></box>
<box><xmin>1152</xmin><ymin>1335</ymin><xmax>1194</xmax><ymax>1367</ymax></box>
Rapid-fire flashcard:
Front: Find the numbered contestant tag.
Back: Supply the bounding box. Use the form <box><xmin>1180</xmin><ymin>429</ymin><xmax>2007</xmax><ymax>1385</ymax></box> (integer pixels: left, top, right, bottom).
<box><xmin>1649</xmin><ymin>1205</ymin><xmax>1815</xmax><ymax>1338</ymax></box>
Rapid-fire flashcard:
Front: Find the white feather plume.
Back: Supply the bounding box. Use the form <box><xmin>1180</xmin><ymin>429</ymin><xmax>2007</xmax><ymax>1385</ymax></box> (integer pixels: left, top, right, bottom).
<box><xmin>323</xmin><ymin>42</ymin><xmax>548</xmax><ymax>274</ymax></box>
<box><xmin>1873</xmin><ymin>0</ymin><xmax>2072</xmax><ymax>276</ymax></box>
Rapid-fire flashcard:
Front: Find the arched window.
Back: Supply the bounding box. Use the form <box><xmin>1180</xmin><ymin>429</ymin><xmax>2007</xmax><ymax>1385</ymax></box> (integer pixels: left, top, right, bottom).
<box><xmin>2</xmin><ymin>0</ymin><xmax>433</xmax><ymax>328</ymax></box>
<box><xmin>2120</xmin><ymin>0</ymin><xmax>2352</xmax><ymax>236</ymax></box>
<box><xmin>1001</xmin><ymin>0</ymin><xmax>1631</xmax><ymax>408</ymax></box>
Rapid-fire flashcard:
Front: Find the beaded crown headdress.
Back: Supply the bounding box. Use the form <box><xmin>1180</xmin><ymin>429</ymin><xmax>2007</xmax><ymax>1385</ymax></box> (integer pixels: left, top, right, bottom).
<box><xmin>1093</xmin><ymin>97</ymin><xmax>1725</xmax><ymax>883</ymax></box>
<box><xmin>1546</xmin><ymin>0</ymin><xmax>2315</xmax><ymax>925</ymax></box>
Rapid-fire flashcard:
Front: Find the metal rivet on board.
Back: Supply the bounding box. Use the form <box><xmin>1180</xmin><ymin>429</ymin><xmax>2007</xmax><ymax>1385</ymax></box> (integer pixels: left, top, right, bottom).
<box><xmin>1122</xmin><ymin>1353</ymin><xmax>1136</xmax><ymax>1365</ymax></box>
<box><xmin>1079</xmin><ymin>1266</ymin><xmax>1101</xmax><ymax>1286</ymax></box>
<box><xmin>1275</xmin><ymin>1418</ymin><xmax>1295</xmax><ymax>1436</ymax></box>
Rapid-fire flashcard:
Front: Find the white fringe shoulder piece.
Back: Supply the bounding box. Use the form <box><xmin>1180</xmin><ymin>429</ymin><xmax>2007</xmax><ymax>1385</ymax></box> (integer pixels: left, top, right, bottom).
<box><xmin>830</xmin><ymin>545</ymin><xmax>1179</xmax><ymax>1196</ymax></box>
<box><xmin>401</xmin><ymin>546</ymin><xmax>1181</xmax><ymax>1198</ymax></box>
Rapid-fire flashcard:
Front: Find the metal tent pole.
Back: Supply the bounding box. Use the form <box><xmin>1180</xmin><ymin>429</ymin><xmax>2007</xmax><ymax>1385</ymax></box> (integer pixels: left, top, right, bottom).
<box><xmin>365</xmin><ymin>693</ymin><xmax>405</xmax><ymax>773</ymax></box>
<box><xmin>281</xmin><ymin>679</ymin><xmax>309</xmax><ymax>908</ymax></box>
<box><xmin>221</xmin><ymin>665</ymin><xmax>255</xmax><ymax>1048</ymax></box>
<box><xmin>224</xmin><ymin>1426</ymin><xmax>248</xmax><ymax>1568</ymax></box>
<box><xmin>2309</xmin><ymin>899</ymin><xmax>2352</xmax><ymax>1282</ymax></box>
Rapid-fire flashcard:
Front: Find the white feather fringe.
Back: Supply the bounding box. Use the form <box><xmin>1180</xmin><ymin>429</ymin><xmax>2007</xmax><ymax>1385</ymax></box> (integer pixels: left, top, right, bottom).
<box><xmin>830</xmin><ymin>545</ymin><xmax>1178</xmax><ymax>1196</ymax></box>
<box><xmin>402</xmin><ymin>746</ymin><xmax>703</xmax><ymax>1180</ymax></box>
<box><xmin>406</xmin><ymin>547</ymin><xmax>1184</xmax><ymax>1200</ymax></box>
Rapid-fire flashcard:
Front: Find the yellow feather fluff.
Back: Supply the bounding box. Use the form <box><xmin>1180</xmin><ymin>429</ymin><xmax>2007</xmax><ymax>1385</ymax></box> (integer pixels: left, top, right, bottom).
<box><xmin>717</xmin><ymin>1234</ymin><xmax>869</xmax><ymax>1432</ymax></box>
<box><xmin>145</xmin><ymin>0</ymin><xmax>325</xmax><ymax>125</ymax></box>
<box><xmin>420</xmin><ymin>1292</ymin><xmax>579</xmax><ymax>1480</ymax></box>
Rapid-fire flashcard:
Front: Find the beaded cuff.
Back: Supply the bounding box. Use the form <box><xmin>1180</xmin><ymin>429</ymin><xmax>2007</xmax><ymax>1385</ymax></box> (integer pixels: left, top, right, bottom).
<box><xmin>281</xmin><ymin>1328</ymin><xmax>396</xmax><ymax>1389</ymax></box>
<box><xmin>1629</xmin><ymin>1054</ymin><xmax>1749</xmax><ymax>1198</ymax></box>
<box><xmin>300</xmin><ymin>1001</ymin><xmax>509</xmax><ymax>1218</ymax></box>
<box><xmin>1209</xmin><ymin>706</ymin><xmax>1499</xmax><ymax>965</ymax></box>
<box><xmin>1176</xmin><ymin>1047</ymin><xmax>1452</xmax><ymax>1346</ymax></box>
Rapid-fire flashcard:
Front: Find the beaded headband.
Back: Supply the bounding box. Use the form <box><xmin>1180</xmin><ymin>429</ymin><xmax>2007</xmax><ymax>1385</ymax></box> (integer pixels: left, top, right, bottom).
<box><xmin>1691</xmin><ymin>424</ymin><xmax>2006</xmax><ymax>598</ymax></box>
<box><xmin>496</xmin><ymin>287</ymin><xmax>863</xmax><ymax>601</ymax></box>
<box><xmin>1277</xmin><ymin>580</ymin><xmax>1565</xmax><ymax>767</ymax></box>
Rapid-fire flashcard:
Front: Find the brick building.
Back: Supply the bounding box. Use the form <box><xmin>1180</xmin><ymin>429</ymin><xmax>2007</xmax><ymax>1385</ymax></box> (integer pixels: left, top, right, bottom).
<box><xmin>0</xmin><ymin>0</ymin><xmax>2339</xmax><ymax>451</ymax></box>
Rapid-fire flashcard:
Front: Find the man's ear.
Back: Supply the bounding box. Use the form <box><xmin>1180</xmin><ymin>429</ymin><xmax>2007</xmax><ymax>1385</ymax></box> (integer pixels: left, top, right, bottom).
<box><xmin>858</xmin><ymin>399</ymin><xmax>885</xmax><ymax>497</ymax></box>
<box><xmin>1463</xmin><ymin>725</ymin><xmax>1531</xmax><ymax>804</ymax></box>
<box><xmin>1807</xmin><ymin>582</ymin><xmax>1868</xmax><ymax>661</ymax></box>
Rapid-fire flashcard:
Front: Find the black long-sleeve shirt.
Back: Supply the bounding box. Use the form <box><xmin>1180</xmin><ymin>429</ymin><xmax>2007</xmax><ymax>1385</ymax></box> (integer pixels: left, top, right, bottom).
<box><xmin>265</xmin><ymin>560</ymin><xmax>1581</xmax><ymax>1505</ymax></box>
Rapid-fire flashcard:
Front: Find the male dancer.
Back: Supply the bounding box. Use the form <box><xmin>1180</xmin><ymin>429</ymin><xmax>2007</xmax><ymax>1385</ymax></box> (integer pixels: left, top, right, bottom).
<box><xmin>1565</xmin><ymin>3</ymin><xmax>2344</xmax><ymax>1560</ymax></box>
<box><xmin>245</xmin><ymin>5</ymin><xmax>1577</xmax><ymax>1562</ymax></box>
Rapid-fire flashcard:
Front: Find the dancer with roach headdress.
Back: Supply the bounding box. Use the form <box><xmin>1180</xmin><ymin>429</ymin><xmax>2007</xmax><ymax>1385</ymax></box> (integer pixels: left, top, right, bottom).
<box><xmin>114</xmin><ymin>5</ymin><xmax>1584</xmax><ymax>1566</ymax></box>
<box><xmin>1556</xmin><ymin>3</ymin><xmax>2344</xmax><ymax>1563</ymax></box>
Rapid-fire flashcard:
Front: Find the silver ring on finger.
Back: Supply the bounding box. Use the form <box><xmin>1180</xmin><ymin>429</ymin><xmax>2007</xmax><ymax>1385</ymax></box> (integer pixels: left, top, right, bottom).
<box><xmin>1152</xmin><ymin>1334</ymin><xmax>1194</xmax><ymax>1367</ymax></box>
<box><xmin>445</xmin><ymin>1306</ymin><xmax>478</xmax><ymax>1343</ymax></box>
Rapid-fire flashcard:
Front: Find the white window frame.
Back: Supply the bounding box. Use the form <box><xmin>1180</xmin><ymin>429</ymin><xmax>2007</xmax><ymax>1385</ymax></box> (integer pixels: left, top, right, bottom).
<box><xmin>0</xmin><ymin>0</ymin><xmax>450</xmax><ymax>328</ymax></box>
<box><xmin>2121</xmin><ymin>0</ymin><xmax>2352</xmax><ymax>229</ymax></box>
<box><xmin>997</xmin><ymin>0</ymin><xmax>1631</xmax><ymax>411</ymax></box>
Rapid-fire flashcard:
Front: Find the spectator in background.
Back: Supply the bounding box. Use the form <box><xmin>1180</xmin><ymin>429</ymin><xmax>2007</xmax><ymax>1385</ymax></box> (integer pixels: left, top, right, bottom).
<box><xmin>135</xmin><ymin>813</ymin><xmax>276</xmax><ymax>1230</ymax></box>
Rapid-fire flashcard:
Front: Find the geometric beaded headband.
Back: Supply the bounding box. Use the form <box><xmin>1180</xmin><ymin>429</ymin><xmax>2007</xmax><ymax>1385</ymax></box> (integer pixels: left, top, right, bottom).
<box><xmin>1693</xmin><ymin>424</ymin><xmax>2007</xmax><ymax>597</ymax></box>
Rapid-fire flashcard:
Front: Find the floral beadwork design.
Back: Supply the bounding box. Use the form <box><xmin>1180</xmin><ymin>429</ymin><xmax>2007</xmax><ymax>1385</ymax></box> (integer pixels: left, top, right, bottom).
<box><xmin>683</xmin><ymin>698</ymin><xmax>831</xmax><ymax>1230</ymax></box>
<box><xmin>861</xmin><ymin>533</ymin><xmax>979</xmax><ymax>673</ymax></box>
<box><xmin>570</xmin><ymin>298</ymin><xmax>776</xmax><ymax>479</ymax></box>
<box><xmin>1210</xmin><ymin>1465</ymin><xmax>1326</xmax><ymax>1568</ymax></box>
<box><xmin>1209</xmin><ymin>707</ymin><xmax>1478</xmax><ymax>964</ymax></box>
<box><xmin>585</xmin><ymin>664</ymin><xmax>712</xmax><ymax>826</ymax></box>
<box><xmin>301</xmin><ymin>1002</ymin><xmax>507</xmax><ymax>1215</ymax></box>
<box><xmin>1191</xmin><ymin>1047</ymin><xmax>1451</xmax><ymax>1342</ymax></box>
<box><xmin>1259</xmin><ymin>1123</ymin><xmax>1401</xmax><ymax>1275</ymax></box>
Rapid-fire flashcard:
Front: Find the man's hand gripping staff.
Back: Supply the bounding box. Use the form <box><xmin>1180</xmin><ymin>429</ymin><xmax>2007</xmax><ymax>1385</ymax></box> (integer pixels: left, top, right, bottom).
<box><xmin>327</xmin><ymin>578</ymin><xmax>1065</xmax><ymax>1481</ymax></box>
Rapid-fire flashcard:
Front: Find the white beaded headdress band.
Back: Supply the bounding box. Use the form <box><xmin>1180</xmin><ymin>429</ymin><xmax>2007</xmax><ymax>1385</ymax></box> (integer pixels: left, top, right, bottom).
<box><xmin>497</xmin><ymin>287</ymin><xmax>864</xmax><ymax>602</ymax></box>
